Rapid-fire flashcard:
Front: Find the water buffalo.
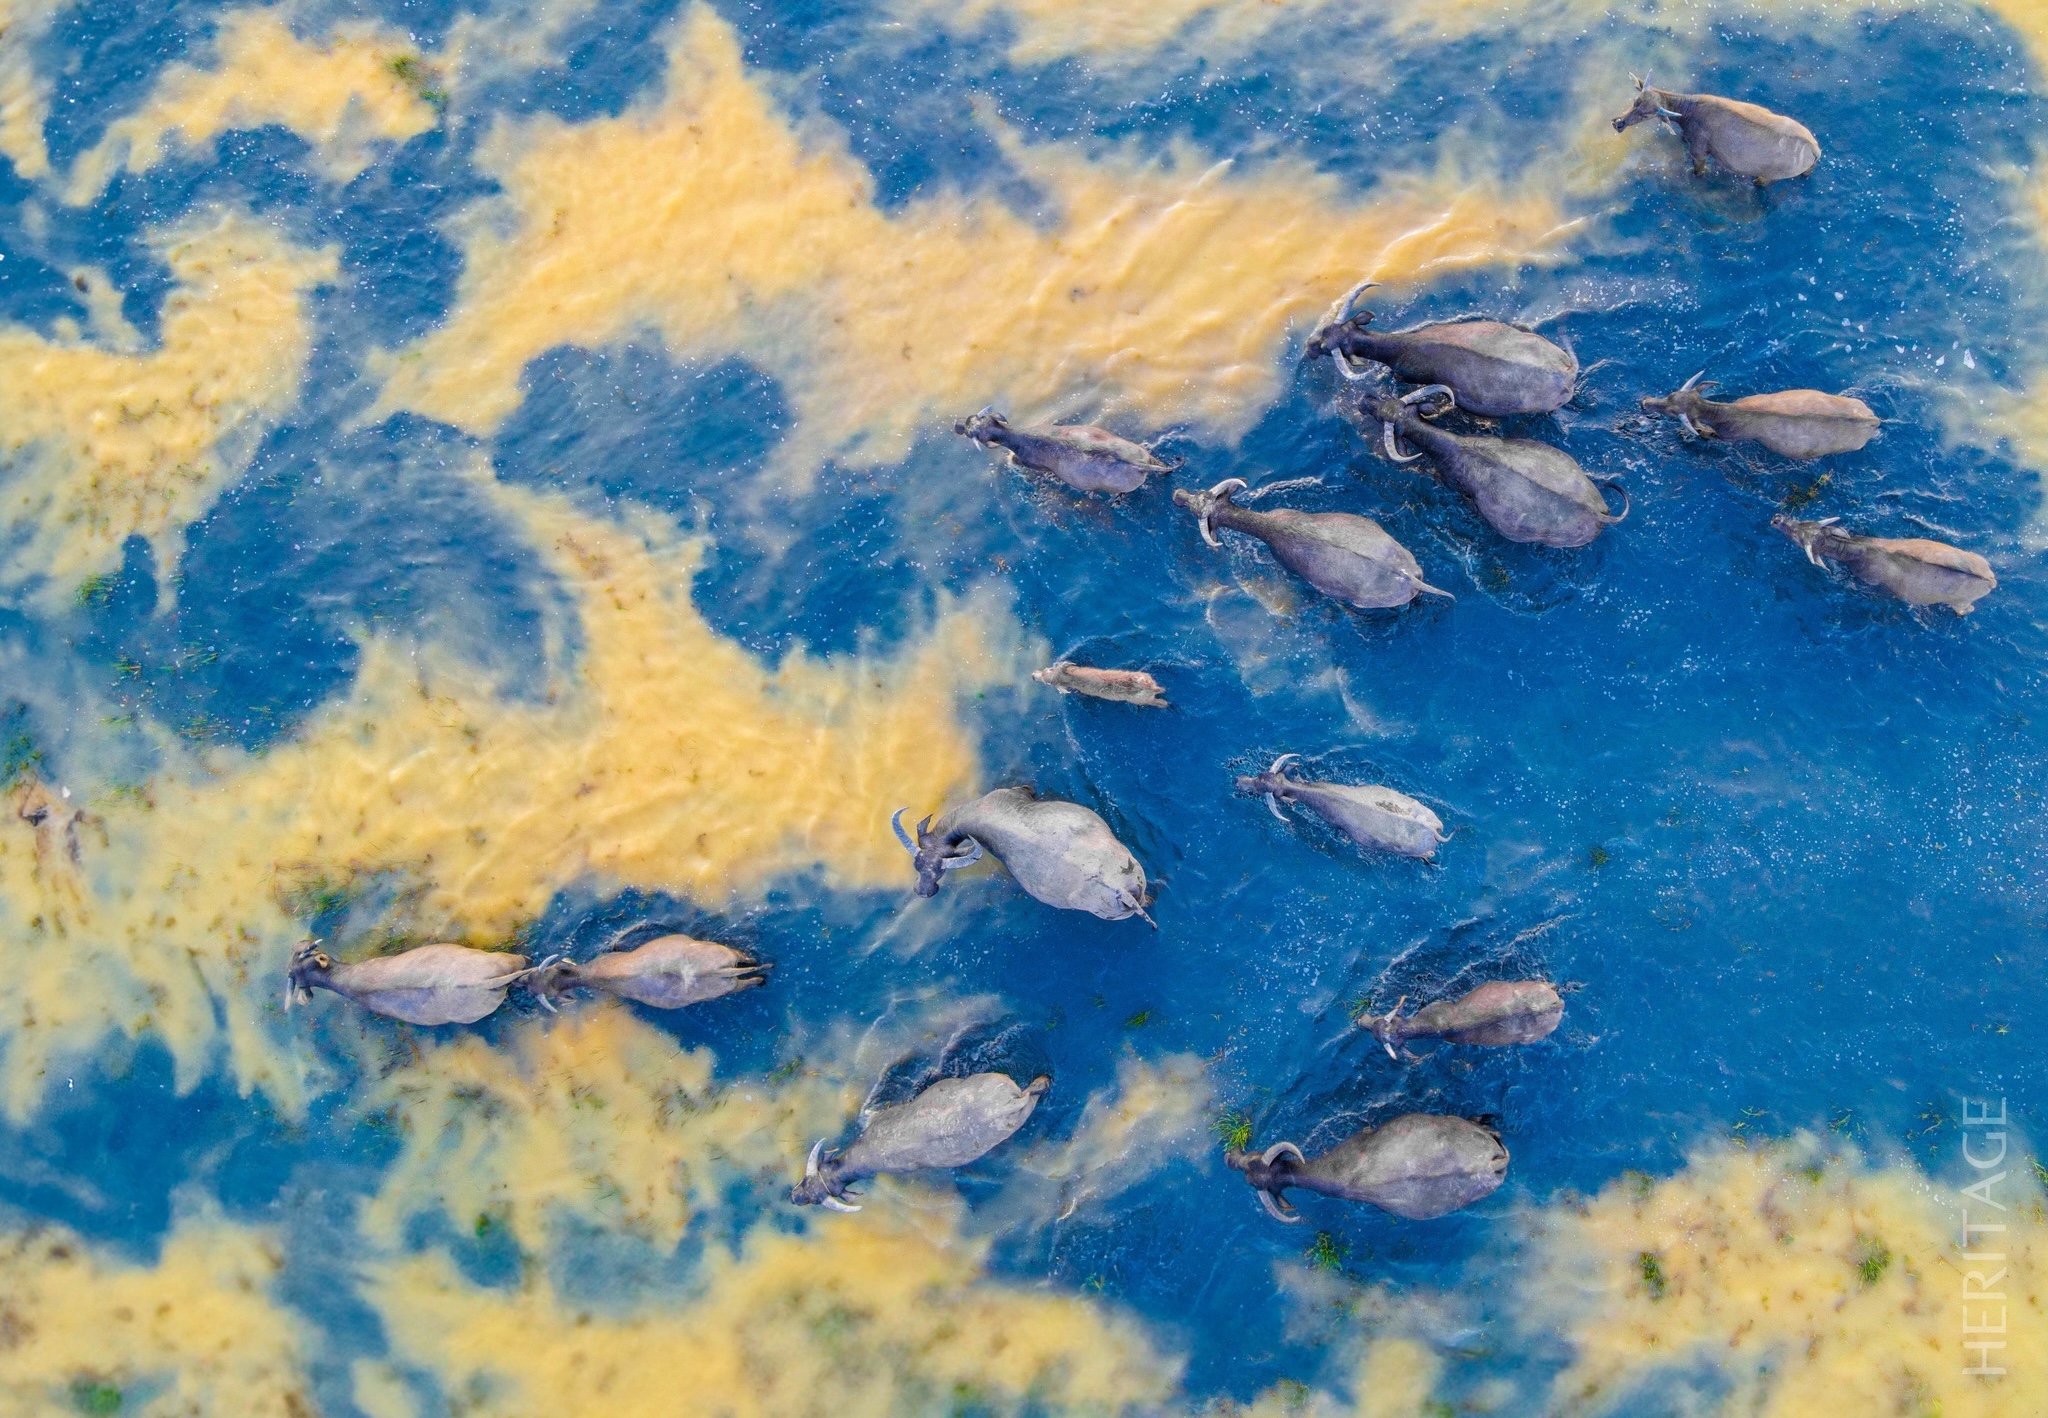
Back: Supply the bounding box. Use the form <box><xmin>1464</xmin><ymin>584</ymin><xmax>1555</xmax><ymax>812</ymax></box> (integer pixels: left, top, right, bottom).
<box><xmin>1772</xmin><ymin>515</ymin><xmax>1996</xmax><ymax>615</ymax></box>
<box><xmin>954</xmin><ymin>408</ymin><xmax>1179</xmax><ymax>494</ymax></box>
<box><xmin>1357</xmin><ymin>980</ymin><xmax>1565</xmax><ymax>1059</ymax></box>
<box><xmin>1304</xmin><ymin>281</ymin><xmax>1578</xmax><ymax>417</ymax></box>
<box><xmin>791</xmin><ymin>1072</ymin><xmax>1050</xmax><ymax>1211</ymax></box>
<box><xmin>893</xmin><ymin>788</ymin><xmax>1152</xmax><ymax>923</ymax></box>
<box><xmin>1174</xmin><ymin>479</ymin><xmax>1450</xmax><ymax>610</ymax></box>
<box><xmin>1237</xmin><ymin>754</ymin><xmax>1448</xmax><ymax>861</ymax></box>
<box><xmin>1369</xmin><ymin>386</ymin><xmax>1626</xmax><ymax>547</ymax></box>
<box><xmin>1613</xmin><ymin>74</ymin><xmax>1819</xmax><ymax>183</ymax></box>
<box><xmin>285</xmin><ymin>942</ymin><xmax>536</xmax><ymax>1025</ymax></box>
<box><xmin>1032</xmin><ymin>662</ymin><xmax>1168</xmax><ymax>707</ymax></box>
<box><xmin>1643</xmin><ymin>372</ymin><xmax>1878</xmax><ymax>459</ymax></box>
<box><xmin>1227</xmin><ymin>1113</ymin><xmax>1509</xmax><ymax>1221</ymax></box>
<box><xmin>536</xmin><ymin>933</ymin><xmax>767</xmax><ymax>1011</ymax></box>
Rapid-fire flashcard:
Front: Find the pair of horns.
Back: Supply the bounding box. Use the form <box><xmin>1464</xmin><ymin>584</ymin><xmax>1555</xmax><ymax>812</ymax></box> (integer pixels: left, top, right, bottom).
<box><xmin>1262</xmin><ymin>753</ymin><xmax>1299</xmax><ymax>824</ymax></box>
<box><xmin>1196</xmin><ymin>478</ymin><xmax>1249</xmax><ymax>548</ymax></box>
<box><xmin>1378</xmin><ymin>385</ymin><xmax>1455</xmax><ymax>464</ymax></box>
<box><xmin>804</xmin><ymin>1139</ymin><xmax>861</xmax><ymax>1212</ymax></box>
<box><xmin>890</xmin><ymin>809</ymin><xmax>983</xmax><ymax>868</ymax></box>
<box><xmin>1256</xmin><ymin>1140</ymin><xmax>1307</xmax><ymax>1222</ymax></box>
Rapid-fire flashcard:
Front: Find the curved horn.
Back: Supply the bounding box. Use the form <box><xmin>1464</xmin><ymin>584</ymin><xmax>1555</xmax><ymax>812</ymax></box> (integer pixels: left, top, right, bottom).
<box><xmin>1265</xmin><ymin>792</ymin><xmax>1290</xmax><ymax>824</ymax></box>
<box><xmin>1268</xmin><ymin>753</ymin><xmax>1299</xmax><ymax>776</ymax></box>
<box><xmin>1259</xmin><ymin>1189</ymin><xmax>1303</xmax><ymax>1223</ymax></box>
<box><xmin>1316</xmin><ymin>278</ymin><xmax>1378</xmax><ymax>333</ymax></box>
<box><xmin>891</xmin><ymin>809</ymin><xmax>917</xmax><ymax>853</ymax></box>
<box><xmin>1656</xmin><ymin>106</ymin><xmax>1682</xmax><ymax>120</ymax></box>
<box><xmin>939</xmin><ymin>838</ymin><xmax>983</xmax><ymax>870</ymax></box>
<box><xmin>1680</xmin><ymin>369</ymin><xmax>1705</xmax><ymax>392</ymax></box>
<box><xmin>1638</xmin><ymin>73</ymin><xmax>1652</xmax><ymax>91</ymax></box>
<box><xmin>1594</xmin><ymin>478</ymin><xmax>1631</xmax><ymax>524</ymax></box>
<box><xmin>1260</xmin><ymin>1141</ymin><xmax>1307</xmax><ymax>1166</ymax></box>
<box><xmin>805</xmin><ymin>1140</ymin><xmax>824</xmax><ymax>1179</ymax></box>
<box><xmin>820</xmin><ymin>1194</ymin><xmax>862</xmax><ymax>1213</ymax></box>
<box><xmin>1376</xmin><ymin>997</ymin><xmax>1407</xmax><ymax>1059</ymax></box>
<box><xmin>1405</xmin><ymin>573</ymin><xmax>1455</xmax><ymax>600</ymax></box>
<box><xmin>1630</xmin><ymin>72</ymin><xmax>1644</xmax><ymax>89</ymax></box>
<box><xmin>1399</xmin><ymin>383</ymin><xmax>1456</xmax><ymax>410</ymax></box>
<box><xmin>1198</xmin><ymin>479</ymin><xmax>1247</xmax><ymax>550</ymax></box>
<box><xmin>1677</xmin><ymin>412</ymin><xmax>1706</xmax><ymax>439</ymax></box>
<box><xmin>1331</xmin><ymin>350</ymin><xmax>1376</xmax><ymax>384</ymax></box>
<box><xmin>1382</xmin><ymin>422</ymin><xmax>1424</xmax><ymax>465</ymax></box>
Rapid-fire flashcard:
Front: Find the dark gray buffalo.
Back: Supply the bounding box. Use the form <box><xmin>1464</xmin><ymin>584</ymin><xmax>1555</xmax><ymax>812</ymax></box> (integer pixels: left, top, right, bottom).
<box><xmin>1238</xmin><ymin>754</ymin><xmax>1448</xmax><ymax>860</ymax></box>
<box><xmin>1357</xmin><ymin>980</ymin><xmax>1565</xmax><ymax>1059</ymax></box>
<box><xmin>1227</xmin><ymin>1113</ymin><xmax>1509</xmax><ymax>1221</ymax></box>
<box><xmin>1174</xmin><ymin>478</ymin><xmax>1450</xmax><ymax>609</ymax></box>
<box><xmin>792</xmin><ymin>1072</ymin><xmax>1050</xmax><ymax>1211</ymax></box>
<box><xmin>1613</xmin><ymin>74</ymin><xmax>1819</xmax><ymax>183</ymax></box>
<box><xmin>1303</xmin><ymin>281</ymin><xmax>1578</xmax><ymax>417</ymax></box>
<box><xmin>285</xmin><ymin>942</ymin><xmax>536</xmax><ymax>1025</ymax></box>
<box><xmin>1773</xmin><ymin>515</ymin><xmax>1996</xmax><ymax>615</ymax></box>
<box><xmin>955</xmin><ymin>408</ymin><xmax>1179</xmax><ymax>494</ymax></box>
<box><xmin>1369</xmin><ymin>387</ymin><xmax>1626</xmax><ymax>547</ymax></box>
<box><xmin>536</xmin><ymin>933</ymin><xmax>767</xmax><ymax>1011</ymax></box>
<box><xmin>894</xmin><ymin>788</ymin><xmax>1152</xmax><ymax>923</ymax></box>
<box><xmin>1643</xmin><ymin>372</ymin><xmax>1878</xmax><ymax>459</ymax></box>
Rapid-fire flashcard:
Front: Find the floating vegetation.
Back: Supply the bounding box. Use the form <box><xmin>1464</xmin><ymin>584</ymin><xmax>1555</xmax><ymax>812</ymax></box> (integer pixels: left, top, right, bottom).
<box><xmin>68</xmin><ymin>1379</ymin><xmax>122</xmax><ymax>1416</ymax></box>
<box><xmin>1306</xmin><ymin>1231</ymin><xmax>1344</xmax><ymax>1272</ymax></box>
<box><xmin>387</xmin><ymin>53</ymin><xmax>448</xmax><ymax>111</ymax></box>
<box><xmin>1853</xmin><ymin>1235</ymin><xmax>1892</xmax><ymax>1287</ymax></box>
<box><xmin>1213</xmin><ymin>1111</ymin><xmax>1253</xmax><ymax>1151</ymax></box>
<box><xmin>1636</xmin><ymin>1250</ymin><xmax>1668</xmax><ymax>1299</ymax></box>
<box><xmin>1782</xmin><ymin>471</ymin><xmax>1833</xmax><ymax>511</ymax></box>
<box><xmin>1</xmin><ymin>705</ymin><xmax>40</xmax><ymax>788</ymax></box>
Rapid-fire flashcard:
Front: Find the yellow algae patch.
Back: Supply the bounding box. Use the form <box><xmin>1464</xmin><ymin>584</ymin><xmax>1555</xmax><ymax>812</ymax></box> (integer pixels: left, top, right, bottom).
<box><xmin>372</xmin><ymin>4</ymin><xmax>1582</xmax><ymax>473</ymax></box>
<box><xmin>0</xmin><ymin>208</ymin><xmax>336</xmax><ymax>600</ymax></box>
<box><xmin>0</xmin><ymin>486</ymin><xmax>1005</xmax><ymax>1120</ymax></box>
<box><xmin>0</xmin><ymin>1210</ymin><xmax>312</xmax><ymax>1417</ymax></box>
<box><xmin>360</xmin><ymin>1003</ymin><xmax>849</xmax><ymax>1255</ymax></box>
<box><xmin>65</xmin><ymin>9</ymin><xmax>441</xmax><ymax>202</ymax></box>
<box><xmin>999</xmin><ymin>1050</ymin><xmax>1213</xmax><ymax>1226</ymax></box>
<box><xmin>1524</xmin><ymin>1138</ymin><xmax>2048</xmax><ymax>1416</ymax></box>
<box><xmin>0</xmin><ymin>0</ymin><xmax>61</xmax><ymax>180</ymax></box>
<box><xmin>365</xmin><ymin>1211</ymin><xmax>1179</xmax><ymax>1418</ymax></box>
<box><xmin>1346</xmin><ymin>1337</ymin><xmax>1443</xmax><ymax>1418</ymax></box>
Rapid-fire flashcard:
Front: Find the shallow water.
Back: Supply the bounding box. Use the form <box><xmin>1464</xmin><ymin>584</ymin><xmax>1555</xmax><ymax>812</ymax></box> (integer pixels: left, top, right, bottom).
<box><xmin>1</xmin><ymin>1</ymin><xmax>2045</xmax><ymax>1415</ymax></box>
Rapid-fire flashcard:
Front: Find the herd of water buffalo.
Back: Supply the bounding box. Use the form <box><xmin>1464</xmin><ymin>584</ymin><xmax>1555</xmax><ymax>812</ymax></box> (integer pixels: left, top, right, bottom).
<box><xmin>287</xmin><ymin>79</ymin><xmax>1996</xmax><ymax>1227</ymax></box>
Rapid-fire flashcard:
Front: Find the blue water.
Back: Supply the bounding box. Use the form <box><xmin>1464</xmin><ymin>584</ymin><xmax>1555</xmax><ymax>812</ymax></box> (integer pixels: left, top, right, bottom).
<box><xmin>3</xmin><ymin>1</ymin><xmax>2046</xmax><ymax>1413</ymax></box>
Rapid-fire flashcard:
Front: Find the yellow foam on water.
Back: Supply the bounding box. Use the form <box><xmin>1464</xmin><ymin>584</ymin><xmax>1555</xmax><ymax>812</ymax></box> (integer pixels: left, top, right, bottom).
<box><xmin>1000</xmin><ymin>1049</ymin><xmax>1213</xmax><ymax>1225</ymax></box>
<box><xmin>1349</xmin><ymin>1337</ymin><xmax>1443</xmax><ymax>1418</ymax></box>
<box><xmin>0</xmin><ymin>208</ymin><xmax>336</xmax><ymax>600</ymax></box>
<box><xmin>0</xmin><ymin>0</ymin><xmax>61</xmax><ymax>179</ymax></box>
<box><xmin>0</xmin><ymin>1210</ymin><xmax>311</xmax><ymax>1417</ymax></box>
<box><xmin>371</xmin><ymin>4</ymin><xmax>1583</xmax><ymax>475</ymax></box>
<box><xmin>1524</xmin><ymin>1137</ymin><xmax>2048</xmax><ymax>1416</ymax></box>
<box><xmin>365</xmin><ymin>1208</ymin><xmax>1180</xmax><ymax>1418</ymax></box>
<box><xmin>65</xmin><ymin>9</ymin><xmax>441</xmax><ymax>202</ymax></box>
<box><xmin>359</xmin><ymin>1002</ymin><xmax>851</xmax><ymax>1255</ymax></box>
<box><xmin>0</xmin><ymin>484</ymin><xmax>1009</xmax><ymax>1120</ymax></box>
